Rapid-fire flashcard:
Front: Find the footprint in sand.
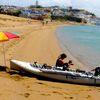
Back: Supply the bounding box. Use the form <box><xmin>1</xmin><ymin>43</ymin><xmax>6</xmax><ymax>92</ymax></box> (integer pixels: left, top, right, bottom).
<box><xmin>52</xmin><ymin>91</ymin><xmax>63</xmax><ymax>95</ymax></box>
<box><xmin>10</xmin><ymin>75</ymin><xmax>24</xmax><ymax>81</ymax></box>
<box><xmin>36</xmin><ymin>82</ymin><xmax>44</xmax><ymax>85</ymax></box>
<box><xmin>64</xmin><ymin>96</ymin><xmax>74</xmax><ymax>99</ymax></box>
<box><xmin>26</xmin><ymin>85</ymin><xmax>30</xmax><ymax>89</ymax></box>
<box><xmin>41</xmin><ymin>93</ymin><xmax>51</xmax><ymax>96</ymax></box>
<box><xmin>19</xmin><ymin>93</ymin><xmax>30</xmax><ymax>98</ymax></box>
<box><xmin>35</xmin><ymin>82</ymin><xmax>47</xmax><ymax>86</ymax></box>
<box><xmin>86</xmin><ymin>95</ymin><xmax>91</xmax><ymax>99</ymax></box>
<box><xmin>24</xmin><ymin>93</ymin><xmax>30</xmax><ymax>98</ymax></box>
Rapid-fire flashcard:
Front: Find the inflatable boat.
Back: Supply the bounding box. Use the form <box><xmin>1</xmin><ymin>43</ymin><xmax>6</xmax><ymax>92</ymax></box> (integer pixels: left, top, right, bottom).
<box><xmin>10</xmin><ymin>59</ymin><xmax>100</xmax><ymax>85</ymax></box>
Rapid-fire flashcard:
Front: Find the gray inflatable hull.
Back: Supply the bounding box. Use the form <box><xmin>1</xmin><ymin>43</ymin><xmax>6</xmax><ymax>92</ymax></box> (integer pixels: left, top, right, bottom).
<box><xmin>10</xmin><ymin>60</ymin><xmax>100</xmax><ymax>85</ymax></box>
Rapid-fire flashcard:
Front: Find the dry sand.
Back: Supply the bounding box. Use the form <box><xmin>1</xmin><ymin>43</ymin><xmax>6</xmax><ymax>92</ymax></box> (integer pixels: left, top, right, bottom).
<box><xmin>0</xmin><ymin>14</ymin><xmax>100</xmax><ymax>100</ymax></box>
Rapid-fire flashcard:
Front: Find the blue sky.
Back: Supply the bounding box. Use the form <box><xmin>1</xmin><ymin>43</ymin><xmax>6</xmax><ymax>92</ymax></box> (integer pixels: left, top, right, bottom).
<box><xmin>0</xmin><ymin>0</ymin><xmax>100</xmax><ymax>17</ymax></box>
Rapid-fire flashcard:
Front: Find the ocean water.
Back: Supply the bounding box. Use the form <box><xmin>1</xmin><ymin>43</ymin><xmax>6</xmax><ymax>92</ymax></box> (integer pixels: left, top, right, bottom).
<box><xmin>56</xmin><ymin>25</ymin><xmax>100</xmax><ymax>69</ymax></box>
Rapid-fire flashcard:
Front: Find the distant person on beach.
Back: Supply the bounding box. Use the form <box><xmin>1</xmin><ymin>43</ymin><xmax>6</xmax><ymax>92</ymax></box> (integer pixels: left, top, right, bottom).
<box><xmin>42</xmin><ymin>21</ymin><xmax>45</xmax><ymax>26</ymax></box>
<box><xmin>27</xmin><ymin>20</ymin><xmax>31</xmax><ymax>24</ymax></box>
<box><xmin>55</xmin><ymin>53</ymin><xmax>69</xmax><ymax>70</ymax></box>
<box><xmin>91</xmin><ymin>67</ymin><xmax>100</xmax><ymax>76</ymax></box>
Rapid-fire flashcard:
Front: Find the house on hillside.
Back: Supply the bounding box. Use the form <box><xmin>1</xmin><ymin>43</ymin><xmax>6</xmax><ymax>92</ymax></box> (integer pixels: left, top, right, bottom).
<box><xmin>67</xmin><ymin>7</ymin><xmax>95</xmax><ymax>23</ymax></box>
<box><xmin>0</xmin><ymin>5</ymin><xmax>21</xmax><ymax>11</ymax></box>
<box><xmin>20</xmin><ymin>9</ymin><xmax>45</xmax><ymax>19</ymax></box>
<box><xmin>52</xmin><ymin>9</ymin><xmax>65</xmax><ymax>17</ymax></box>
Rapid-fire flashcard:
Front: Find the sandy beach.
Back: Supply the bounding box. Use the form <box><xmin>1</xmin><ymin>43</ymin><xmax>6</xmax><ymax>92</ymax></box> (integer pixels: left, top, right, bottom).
<box><xmin>0</xmin><ymin>14</ymin><xmax>100</xmax><ymax>100</ymax></box>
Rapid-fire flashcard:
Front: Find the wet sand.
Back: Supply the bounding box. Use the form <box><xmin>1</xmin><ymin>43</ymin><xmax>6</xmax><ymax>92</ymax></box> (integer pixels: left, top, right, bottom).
<box><xmin>0</xmin><ymin>14</ymin><xmax>100</xmax><ymax>100</ymax></box>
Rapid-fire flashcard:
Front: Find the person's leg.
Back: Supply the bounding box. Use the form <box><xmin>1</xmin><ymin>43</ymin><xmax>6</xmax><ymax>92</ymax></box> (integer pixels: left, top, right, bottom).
<box><xmin>94</xmin><ymin>71</ymin><xmax>98</xmax><ymax>76</ymax></box>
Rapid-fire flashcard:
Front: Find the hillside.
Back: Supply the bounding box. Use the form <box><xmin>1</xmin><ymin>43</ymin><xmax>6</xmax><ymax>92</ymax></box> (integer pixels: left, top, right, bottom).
<box><xmin>0</xmin><ymin>14</ymin><xmax>39</xmax><ymax>27</ymax></box>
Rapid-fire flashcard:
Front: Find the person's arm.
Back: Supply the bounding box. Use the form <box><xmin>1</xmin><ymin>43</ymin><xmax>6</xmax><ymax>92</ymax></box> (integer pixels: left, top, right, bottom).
<box><xmin>91</xmin><ymin>68</ymin><xmax>95</xmax><ymax>71</ymax></box>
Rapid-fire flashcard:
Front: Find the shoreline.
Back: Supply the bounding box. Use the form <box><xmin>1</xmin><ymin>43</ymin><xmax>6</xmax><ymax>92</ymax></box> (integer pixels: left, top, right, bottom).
<box><xmin>56</xmin><ymin>25</ymin><xmax>100</xmax><ymax>71</ymax></box>
<box><xmin>55</xmin><ymin>25</ymin><xmax>87</xmax><ymax>70</ymax></box>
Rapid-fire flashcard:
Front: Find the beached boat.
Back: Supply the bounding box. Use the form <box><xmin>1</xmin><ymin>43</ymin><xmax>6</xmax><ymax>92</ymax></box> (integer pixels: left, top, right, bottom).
<box><xmin>10</xmin><ymin>59</ymin><xmax>100</xmax><ymax>85</ymax></box>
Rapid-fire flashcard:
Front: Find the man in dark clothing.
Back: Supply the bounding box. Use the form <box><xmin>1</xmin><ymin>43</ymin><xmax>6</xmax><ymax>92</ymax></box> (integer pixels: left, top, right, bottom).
<box><xmin>56</xmin><ymin>53</ymin><xmax>67</xmax><ymax>66</ymax></box>
<box><xmin>55</xmin><ymin>53</ymin><xmax>74</xmax><ymax>71</ymax></box>
<box><xmin>55</xmin><ymin>53</ymin><xmax>68</xmax><ymax>70</ymax></box>
<box><xmin>91</xmin><ymin>67</ymin><xmax>100</xmax><ymax>76</ymax></box>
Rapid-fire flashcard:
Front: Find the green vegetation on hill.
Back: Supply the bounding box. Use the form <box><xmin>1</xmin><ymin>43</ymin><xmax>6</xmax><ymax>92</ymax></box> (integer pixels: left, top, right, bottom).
<box><xmin>51</xmin><ymin>15</ymin><xmax>82</xmax><ymax>22</ymax></box>
<box><xmin>0</xmin><ymin>10</ymin><xmax>21</xmax><ymax>17</ymax></box>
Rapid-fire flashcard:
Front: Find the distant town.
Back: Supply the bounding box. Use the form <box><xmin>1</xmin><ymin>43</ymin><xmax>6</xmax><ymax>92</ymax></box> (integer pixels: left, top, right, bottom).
<box><xmin>0</xmin><ymin>0</ymin><xmax>100</xmax><ymax>25</ymax></box>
